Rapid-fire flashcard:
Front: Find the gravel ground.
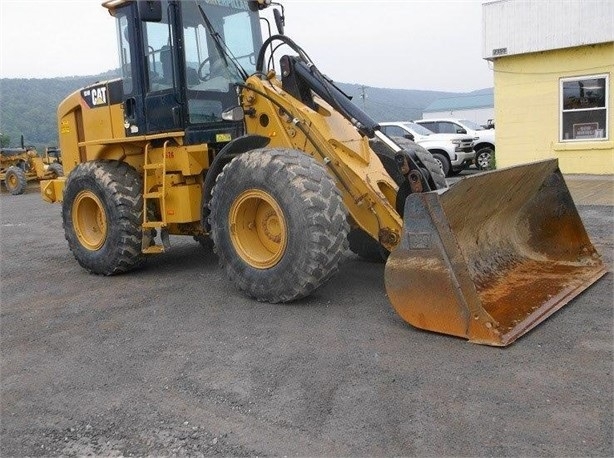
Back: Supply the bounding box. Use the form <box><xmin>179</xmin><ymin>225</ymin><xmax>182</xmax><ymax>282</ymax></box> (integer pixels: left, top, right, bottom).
<box><xmin>1</xmin><ymin>184</ymin><xmax>612</xmax><ymax>457</ymax></box>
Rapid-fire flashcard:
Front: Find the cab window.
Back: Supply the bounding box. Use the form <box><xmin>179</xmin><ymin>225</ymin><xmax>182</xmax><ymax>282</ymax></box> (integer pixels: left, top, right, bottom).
<box><xmin>142</xmin><ymin>5</ymin><xmax>176</xmax><ymax>93</ymax></box>
<box><xmin>180</xmin><ymin>1</ymin><xmax>260</xmax><ymax>124</ymax></box>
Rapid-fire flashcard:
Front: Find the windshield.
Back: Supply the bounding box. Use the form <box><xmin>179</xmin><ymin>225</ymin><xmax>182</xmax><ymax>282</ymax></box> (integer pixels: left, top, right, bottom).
<box><xmin>460</xmin><ymin>119</ymin><xmax>484</xmax><ymax>130</ymax></box>
<box><xmin>182</xmin><ymin>1</ymin><xmax>262</xmax><ymax>81</ymax></box>
<box><xmin>180</xmin><ymin>0</ymin><xmax>263</xmax><ymax>123</ymax></box>
<box><xmin>403</xmin><ymin>122</ymin><xmax>434</xmax><ymax>136</ymax></box>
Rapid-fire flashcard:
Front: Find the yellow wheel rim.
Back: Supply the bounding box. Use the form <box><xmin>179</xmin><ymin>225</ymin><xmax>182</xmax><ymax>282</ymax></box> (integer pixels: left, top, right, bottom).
<box><xmin>72</xmin><ymin>190</ymin><xmax>108</xmax><ymax>251</ymax></box>
<box><xmin>7</xmin><ymin>175</ymin><xmax>16</xmax><ymax>188</ymax></box>
<box><xmin>229</xmin><ymin>189</ymin><xmax>287</xmax><ymax>269</ymax></box>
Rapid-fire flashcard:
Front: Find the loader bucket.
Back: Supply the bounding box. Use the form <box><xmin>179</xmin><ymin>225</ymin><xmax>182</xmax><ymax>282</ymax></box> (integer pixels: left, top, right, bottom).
<box><xmin>385</xmin><ymin>159</ymin><xmax>607</xmax><ymax>346</ymax></box>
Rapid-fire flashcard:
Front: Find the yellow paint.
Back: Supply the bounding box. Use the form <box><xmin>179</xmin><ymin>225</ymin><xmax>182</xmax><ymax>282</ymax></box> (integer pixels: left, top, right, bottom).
<box><xmin>242</xmin><ymin>76</ymin><xmax>403</xmax><ymax>249</ymax></box>
<box><xmin>229</xmin><ymin>189</ymin><xmax>288</xmax><ymax>269</ymax></box>
<box><xmin>163</xmin><ymin>182</ymin><xmax>201</xmax><ymax>223</ymax></box>
<box><xmin>493</xmin><ymin>42</ymin><xmax>613</xmax><ymax>174</ymax></box>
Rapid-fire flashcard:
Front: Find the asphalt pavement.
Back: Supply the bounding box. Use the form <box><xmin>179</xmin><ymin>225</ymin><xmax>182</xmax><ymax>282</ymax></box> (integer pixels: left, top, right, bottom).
<box><xmin>1</xmin><ymin>177</ymin><xmax>613</xmax><ymax>457</ymax></box>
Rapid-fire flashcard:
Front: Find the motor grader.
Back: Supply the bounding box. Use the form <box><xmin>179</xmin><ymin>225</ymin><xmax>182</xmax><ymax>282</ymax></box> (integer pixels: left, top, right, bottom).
<box><xmin>40</xmin><ymin>0</ymin><xmax>605</xmax><ymax>346</ymax></box>
<box><xmin>1</xmin><ymin>141</ymin><xmax>63</xmax><ymax>195</ymax></box>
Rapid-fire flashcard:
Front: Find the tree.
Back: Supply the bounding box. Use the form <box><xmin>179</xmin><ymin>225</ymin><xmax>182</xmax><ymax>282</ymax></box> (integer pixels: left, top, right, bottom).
<box><xmin>0</xmin><ymin>133</ymin><xmax>10</xmax><ymax>147</ymax></box>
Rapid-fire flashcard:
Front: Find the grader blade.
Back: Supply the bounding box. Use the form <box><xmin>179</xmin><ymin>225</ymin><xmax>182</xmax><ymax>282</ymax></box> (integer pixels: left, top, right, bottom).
<box><xmin>385</xmin><ymin>159</ymin><xmax>607</xmax><ymax>346</ymax></box>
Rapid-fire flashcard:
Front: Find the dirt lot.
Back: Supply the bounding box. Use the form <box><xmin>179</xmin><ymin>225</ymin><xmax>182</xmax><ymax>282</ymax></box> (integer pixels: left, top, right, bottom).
<box><xmin>1</xmin><ymin>183</ymin><xmax>613</xmax><ymax>457</ymax></box>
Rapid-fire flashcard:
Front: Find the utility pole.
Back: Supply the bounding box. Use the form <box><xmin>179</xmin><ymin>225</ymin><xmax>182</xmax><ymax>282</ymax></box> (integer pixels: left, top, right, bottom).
<box><xmin>359</xmin><ymin>85</ymin><xmax>367</xmax><ymax>109</ymax></box>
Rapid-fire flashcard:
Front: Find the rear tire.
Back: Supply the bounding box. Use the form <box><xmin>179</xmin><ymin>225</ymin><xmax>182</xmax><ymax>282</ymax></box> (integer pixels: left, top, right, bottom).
<box><xmin>475</xmin><ymin>146</ymin><xmax>495</xmax><ymax>170</ymax></box>
<box><xmin>62</xmin><ymin>160</ymin><xmax>145</xmax><ymax>275</ymax></box>
<box><xmin>5</xmin><ymin>166</ymin><xmax>27</xmax><ymax>195</ymax></box>
<box><xmin>209</xmin><ymin>148</ymin><xmax>349</xmax><ymax>302</ymax></box>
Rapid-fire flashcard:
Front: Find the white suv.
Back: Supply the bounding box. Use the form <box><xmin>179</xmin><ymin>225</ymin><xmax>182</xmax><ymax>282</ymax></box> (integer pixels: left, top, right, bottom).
<box><xmin>379</xmin><ymin>122</ymin><xmax>475</xmax><ymax>177</ymax></box>
<box><xmin>415</xmin><ymin>118</ymin><xmax>496</xmax><ymax>170</ymax></box>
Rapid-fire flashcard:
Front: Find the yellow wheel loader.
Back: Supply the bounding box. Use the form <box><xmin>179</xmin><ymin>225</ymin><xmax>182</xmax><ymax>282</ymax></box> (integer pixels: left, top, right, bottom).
<box><xmin>1</xmin><ymin>141</ymin><xmax>63</xmax><ymax>195</ymax></box>
<box><xmin>40</xmin><ymin>0</ymin><xmax>606</xmax><ymax>346</ymax></box>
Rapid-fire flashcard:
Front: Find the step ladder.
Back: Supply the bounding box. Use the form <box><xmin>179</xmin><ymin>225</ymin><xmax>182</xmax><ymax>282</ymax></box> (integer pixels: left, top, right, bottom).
<box><xmin>142</xmin><ymin>141</ymin><xmax>171</xmax><ymax>254</ymax></box>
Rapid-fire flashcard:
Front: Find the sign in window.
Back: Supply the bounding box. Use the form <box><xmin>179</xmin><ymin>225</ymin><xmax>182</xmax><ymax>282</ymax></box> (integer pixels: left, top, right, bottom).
<box><xmin>560</xmin><ymin>75</ymin><xmax>608</xmax><ymax>141</ymax></box>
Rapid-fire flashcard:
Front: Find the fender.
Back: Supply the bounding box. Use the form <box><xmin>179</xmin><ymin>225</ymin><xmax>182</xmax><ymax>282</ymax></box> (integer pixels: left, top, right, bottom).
<box><xmin>201</xmin><ymin>134</ymin><xmax>270</xmax><ymax>230</ymax></box>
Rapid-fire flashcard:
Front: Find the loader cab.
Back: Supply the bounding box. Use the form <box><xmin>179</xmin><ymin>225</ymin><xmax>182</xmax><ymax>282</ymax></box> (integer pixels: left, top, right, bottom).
<box><xmin>108</xmin><ymin>0</ymin><xmax>264</xmax><ymax>145</ymax></box>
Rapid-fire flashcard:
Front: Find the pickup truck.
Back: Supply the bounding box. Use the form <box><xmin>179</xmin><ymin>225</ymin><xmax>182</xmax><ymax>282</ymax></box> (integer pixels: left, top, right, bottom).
<box><xmin>414</xmin><ymin>118</ymin><xmax>496</xmax><ymax>170</ymax></box>
<box><xmin>379</xmin><ymin>121</ymin><xmax>475</xmax><ymax>177</ymax></box>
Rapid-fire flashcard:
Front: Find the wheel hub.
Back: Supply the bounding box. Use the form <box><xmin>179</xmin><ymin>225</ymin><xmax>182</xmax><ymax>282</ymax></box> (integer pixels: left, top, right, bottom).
<box><xmin>72</xmin><ymin>190</ymin><xmax>108</xmax><ymax>251</ymax></box>
<box><xmin>477</xmin><ymin>152</ymin><xmax>491</xmax><ymax>168</ymax></box>
<box><xmin>229</xmin><ymin>189</ymin><xmax>287</xmax><ymax>269</ymax></box>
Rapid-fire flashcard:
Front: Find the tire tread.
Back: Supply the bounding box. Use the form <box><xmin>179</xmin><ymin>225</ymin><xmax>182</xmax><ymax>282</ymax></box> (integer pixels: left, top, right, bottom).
<box><xmin>210</xmin><ymin>148</ymin><xmax>349</xmax><ymax>302</ymax></box>
<box><xmin>62</xmin><ymin>160</ymin><xmax>144</xmax><ymax>275</ymax></box>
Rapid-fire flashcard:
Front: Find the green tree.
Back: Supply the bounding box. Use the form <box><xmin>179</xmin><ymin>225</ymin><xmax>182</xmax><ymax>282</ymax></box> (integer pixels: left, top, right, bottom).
<box><xmin>0</xmin><ymin>133</ymin><xmax>10</xmax><ymax>147</ymax></box>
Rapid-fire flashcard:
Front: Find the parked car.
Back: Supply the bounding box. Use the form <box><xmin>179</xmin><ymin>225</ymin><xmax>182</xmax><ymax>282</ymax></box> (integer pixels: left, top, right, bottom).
<box><xmin>414</xmin><ymin>118</ymin><xmax>496</xmax><ymax>170</ymax></box>
<box><xmin>379</xmin><ymin>121</ymin><xmax>475</xmax><ymax>177</ymax></box>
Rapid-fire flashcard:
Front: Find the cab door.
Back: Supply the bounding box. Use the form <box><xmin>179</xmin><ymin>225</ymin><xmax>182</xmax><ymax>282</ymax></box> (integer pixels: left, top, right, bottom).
<box><xmin>141</xmin><ymin>1</ymin><xmax>183</xmax><ymax>133</ymax></box>
<box><xmin>115</xmin><ymin>3</ymin><xmax>147</xmax><ymax>137</ymax></box>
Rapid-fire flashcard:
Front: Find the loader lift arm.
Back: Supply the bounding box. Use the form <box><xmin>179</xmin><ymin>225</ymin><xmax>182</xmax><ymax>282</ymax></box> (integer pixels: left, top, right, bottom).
<box><xmin>256</xmin><ymin>34</ymin><xmax>438</xmax><ymax>194</ymax></box>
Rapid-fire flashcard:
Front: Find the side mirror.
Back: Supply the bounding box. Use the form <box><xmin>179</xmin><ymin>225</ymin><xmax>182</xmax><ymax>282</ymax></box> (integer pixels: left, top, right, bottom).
<box><xmin>273</xmin><ymin>8</ymin><xmax>285</xmax><ymax>35</ymax></box>
<box><xmin>249</xmin><ymin>0</ymin><xmax>272</xmax><ymax>11</ymax></box>
<box><xmin>139</xmin><ymin>0</ymin><xmax>162</xmax><ymax>22</ymax></box>
<box><xmin>222</xmin><ymin>106</ymin><xmax>245</xmax><ymax>122</ymax></box>
<box><xmin>456</xmin><ymin>128</ymin><xmax>467</xmax><ymax>134</ymax></box>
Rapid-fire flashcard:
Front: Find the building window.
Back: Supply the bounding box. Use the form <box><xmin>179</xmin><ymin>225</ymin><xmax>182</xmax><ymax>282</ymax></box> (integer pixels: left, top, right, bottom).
<box><xmin>560</xmin><ymin>74</ymin><xmax>608</xmax><ymax>142</ymax></box>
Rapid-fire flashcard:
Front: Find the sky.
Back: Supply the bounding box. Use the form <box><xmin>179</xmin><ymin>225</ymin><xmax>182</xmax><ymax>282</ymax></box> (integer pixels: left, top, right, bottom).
<box><xmin>0</xmin><ymin>0</ymin><xmax>494</xmax><ymax>92</ymax></box>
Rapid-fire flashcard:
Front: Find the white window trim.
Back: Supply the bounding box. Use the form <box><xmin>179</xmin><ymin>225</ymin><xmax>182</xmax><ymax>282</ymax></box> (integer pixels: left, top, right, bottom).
<box><xmin>559</xmin><ymin>73</ymin><xmax>609</xmax><ymax>142</ymax></box>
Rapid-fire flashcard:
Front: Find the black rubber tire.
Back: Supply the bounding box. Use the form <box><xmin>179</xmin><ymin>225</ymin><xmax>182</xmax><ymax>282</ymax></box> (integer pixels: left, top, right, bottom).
<box><xmin>369</xmin><ymin>137</ymin><xmax>447</xmax><ymax>190</ymax></box>
<box><xmin>194</xmin><ymin>234</ymin><xmax>214</xmax><ymax>251</ymax></box>
<box><xmin>475</xmin><ymin>146</ymin><xmax>495</xmax><ymax>170</ymax></box>
<box><xmin>62</xmin><ymin>160</ymin><xmax>145</xmax><ymax>275</ymax></box>
<box><xmin>431</xmin><ymin>152</ymin><xmax>451</xmax><ymax>177</ymax></box>
<box><xmin>209</xmin><ymin>148</ymin><xmax>349</xmax><ymax>303</ymax></box>
<box><xmin>351</xmin><ymin>136</ymin><xmax>447</xmax><ymax>263</ymax></box>
<box><xmin>387</xmin><ymin>137</ymin><xmax>447</xmax><ymax>190</ymax></box>
<box><xmin>47</xmin><ymin>162</ymin><xmax>64</xmax><ymax>177</ymax></box>
<box><xmin>5</xmin><ymin>166</ymin><xmax>27</xmax><ymax>195</ymax></box>
<box><xmin>348</xmin><ymin>227</ymin><xmax>389</xmax><ymax>263</ymax></box>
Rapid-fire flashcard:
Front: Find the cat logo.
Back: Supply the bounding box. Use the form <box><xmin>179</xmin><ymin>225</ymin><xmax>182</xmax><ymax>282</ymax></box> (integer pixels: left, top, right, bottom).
<box><xmin>81</xmin><ymin>85</ymin><xmax>109</xmax><ymax>108</ymax></box>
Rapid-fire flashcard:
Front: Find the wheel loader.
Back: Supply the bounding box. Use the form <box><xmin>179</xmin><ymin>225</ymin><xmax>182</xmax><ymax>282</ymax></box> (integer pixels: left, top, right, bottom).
<box><xmin>1</xmin><ymin>140</ymin><xmax>63</xmax><ymax>195</ymax></box>
<box><xmin>40</xmin><ymin>0</ymin><xmax>606</xmax><ymax>346</ymax></box>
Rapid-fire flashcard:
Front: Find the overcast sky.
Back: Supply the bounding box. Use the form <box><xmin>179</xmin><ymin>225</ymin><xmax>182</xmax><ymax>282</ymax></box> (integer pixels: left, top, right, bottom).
<box><xmin>0</xmin><ymin>0</ymin><xmax>493</xmax><ymax>92</ymax></box>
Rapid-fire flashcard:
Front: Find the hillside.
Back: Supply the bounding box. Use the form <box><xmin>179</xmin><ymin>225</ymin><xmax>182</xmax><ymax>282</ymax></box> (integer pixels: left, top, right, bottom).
<box><xmin>0</xmin><ymin>73</ymin><xmax>487</xmax><ymax>150</ymax></box>
<box><xmin>0</xmin><ymin>71</ymin><xmax>119</xmax><ymax>150</ymax></box>
<box><xmin>336</xmin><ymin>83</ymin><xmax>460</xmax><ymax>123</ymax></box>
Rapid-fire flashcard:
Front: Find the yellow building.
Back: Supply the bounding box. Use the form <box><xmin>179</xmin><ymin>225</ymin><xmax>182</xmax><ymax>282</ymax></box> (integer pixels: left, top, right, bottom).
<box><xmin>483</xmin><ymin>0</ymin><xmax>613</xmax><ymax>174</ymax></box>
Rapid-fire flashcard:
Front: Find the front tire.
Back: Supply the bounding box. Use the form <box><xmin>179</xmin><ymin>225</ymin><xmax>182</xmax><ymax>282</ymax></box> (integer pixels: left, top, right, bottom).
<box><xmin>348</xmin><ymin>228</ymin><xmax>389</xmax><ymax>263</ymax></box>
<box><xmin>47</xmin><ymin>162</ymin><xmax>64</xmax><ymax>178</ymax></box>
<box><xmin>353</xmin><ymin>137</ymin><xmax>447</xmax><ymax>263</ymax></box>
<box><xmin>194</xmin><ymin>234</ymin><xmax>214</xmax><ymax>251</ymax></box>
<box><xmin>431</xmin><ymin>152</ymin><xmax>451</xmax><ymax>177</ymax></box>
<box><xmin>5</xmin><ymin>166</ymin><xmax>27</xmax><ymax>195</ymax></box>
<box><xmin>209</xmin><ymin>148</ymin><xmax>349</xmax><ymax>303</ymax></box>
<box><xmin>62</xmin><ymin>160</ymin><xmax>144</xmax><ymax>275</ymax></box>
<box><xmin>386</xmin><ymin>137</ymin><xmax>447</xmax><ymax>190</ymax></box>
